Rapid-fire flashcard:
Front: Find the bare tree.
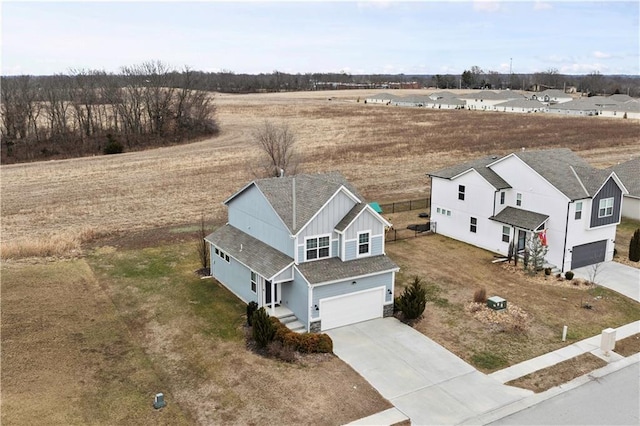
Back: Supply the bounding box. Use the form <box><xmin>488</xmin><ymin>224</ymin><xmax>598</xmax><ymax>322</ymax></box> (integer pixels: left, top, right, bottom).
<box><xmin>251</xmin><ymin>120</ymin><xmax>298</xmax><ymax>177</ymax></box>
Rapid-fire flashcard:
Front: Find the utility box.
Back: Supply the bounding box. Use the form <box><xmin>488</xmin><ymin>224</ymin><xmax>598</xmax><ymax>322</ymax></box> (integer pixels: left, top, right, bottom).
<box><xmin>600</xmin><ymin>328</ymin><xmax>616</xmax><ymax>354</ymax></box>
<box><xmin>487</xmin><ymin>296</ymin><xmax>507</xmax><ymax>311</ymax></box>
<box><xmin>153</xmin><ymin>393</ymin><xmax>166</xmax><ymax>409</ymax></box>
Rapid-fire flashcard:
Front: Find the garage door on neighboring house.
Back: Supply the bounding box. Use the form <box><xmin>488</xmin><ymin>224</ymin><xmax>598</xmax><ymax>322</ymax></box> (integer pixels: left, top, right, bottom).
<box><xmin>319</xmin><ymin>287</ymin><xmax>385</xmax><ymax>331</ymax></box>
<box><xmin>572</xmin><ymin>240</ymin><xmax>607</xmax><ymax>269</ymax></box>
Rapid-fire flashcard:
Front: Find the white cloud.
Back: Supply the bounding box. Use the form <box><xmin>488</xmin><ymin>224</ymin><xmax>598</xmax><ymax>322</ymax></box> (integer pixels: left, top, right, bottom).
<box><xmin>473</xmin><ymin>0</ymin><xmax>502</xmax><ymax>12</ymax></box>
<box><xmin>533</xmin><ymin>1</ymin><xmax>553</xmax><ymax>11</ymax></box>
<box><xmin>559</xmin><ymin>63</ymin><xmax>607</xmax><ymax>74</ymax></box>
<box><xmin>593</xmin><ymin>51</ymin><xmax>612</xmax><ymax>59</ymax></box>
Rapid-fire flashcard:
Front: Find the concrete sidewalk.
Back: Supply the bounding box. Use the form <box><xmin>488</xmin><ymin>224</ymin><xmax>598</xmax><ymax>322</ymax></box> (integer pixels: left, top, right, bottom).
<box><xmin>490</xmin><ymin>320</ymin><xmax>640</xmax><ymax>384</ymax></box>
<box><xmin>572</xmin><ymin>261</ymin><xmax>640</xmax><ymax>302</ymax></box>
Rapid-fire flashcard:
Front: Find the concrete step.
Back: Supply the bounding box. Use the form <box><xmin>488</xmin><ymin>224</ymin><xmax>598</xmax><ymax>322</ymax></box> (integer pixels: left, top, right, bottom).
<box><xmin>285</xmin><ymin>320</ymin><xmax>306</xmax><ymax>333</ymax></box>
<box><xmin>279</xmin><ymin>314</ymin><xmax>298</xmax><ymax>325</ymax></box>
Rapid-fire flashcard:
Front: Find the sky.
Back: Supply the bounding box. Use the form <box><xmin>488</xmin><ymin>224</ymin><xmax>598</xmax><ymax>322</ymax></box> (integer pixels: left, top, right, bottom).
<box><xmin>1</xmin><ymin>1</ymin><xmax>639</xmax><ymax>76</ymax></box>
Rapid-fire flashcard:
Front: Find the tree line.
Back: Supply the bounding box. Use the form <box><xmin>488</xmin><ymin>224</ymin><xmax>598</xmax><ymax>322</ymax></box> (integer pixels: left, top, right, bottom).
<box><xmin>1</xmin><ymin>61</ymin><xmax>218</xmax><ymax>163</ymax></box>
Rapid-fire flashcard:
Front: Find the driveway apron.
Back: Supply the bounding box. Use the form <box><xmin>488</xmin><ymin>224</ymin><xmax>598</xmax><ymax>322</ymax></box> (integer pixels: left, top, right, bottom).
<box><xmin>327</xmin><ymin>317</ymin><xmax>531</xmax><ymax>425</ymax></box>
<box><xmin>572</xmin><ymin>261</ymin><xmax>640</xmax><ymax>302</ymax></box>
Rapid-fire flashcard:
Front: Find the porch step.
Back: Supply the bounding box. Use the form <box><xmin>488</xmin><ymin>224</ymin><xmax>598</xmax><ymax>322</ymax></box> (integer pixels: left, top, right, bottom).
<box><xmin>278</xmin><ymin>314</ymin><xmax>298</xmax><ymax>325</ymax></box>
<box><xmin>285</xmin><ymin>320</ymin><xmax>306</xmax><ymax>334</ymax></box>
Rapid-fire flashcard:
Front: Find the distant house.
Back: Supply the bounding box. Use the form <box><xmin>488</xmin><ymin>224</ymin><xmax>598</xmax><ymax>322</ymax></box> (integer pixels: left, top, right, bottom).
<box><xmin>206</xmin><ymin>172</ymin><xmax>398</xmax><ymax>332</ymax></box>
<box><xmin>531</xmin><ymin>89</ymin><xmax>573</xmax><ymax>105</ymax></box>
<box><xmin>429</xmin><ymin>91</ymin><xmax>458</xmax><ymax>100</ymax></box>
<box><xmin>458</xmin><ymin>90</ymin><xmax>526</xmax><ymax>111</ymax></box>
<box><xmin>427</xmin><ymin>148</ymin><xmax>627</xmax><ymax>271</ymax></box>
<box><xmin>365</xmin><ymin>93</ymin><xmax>397</xmax><ymax>105</ymax></box>
<box><xmin>392</xmin><ymin>95</ymin><xmax>431</xmax><ymax>107</ymax></box>
<box><xmin>609</xmin><ymin>157</ymin><xmax>640</xmax><ymax>220</ymax></box>
<box><xmin>548</xmin><ymin>99</ymin><xmax>599</xmax><ymax>116</ymax></box>
<box><xmin>494</xmin><ymin>99</ymin><xmax>547</xmax><ymax>114</ymax></box>
<box><xmin>599</xmin><ymin>100</ymin><xmax>640</xmax><ymax>120</ymax></box>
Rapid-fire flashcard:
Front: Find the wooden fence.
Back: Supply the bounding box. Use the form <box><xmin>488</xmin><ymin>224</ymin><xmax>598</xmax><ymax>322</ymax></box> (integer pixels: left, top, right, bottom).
<box><xmin>378</xmin><ymin>198</ymin><xmax>429</xmax><ymax>214</ymax></box>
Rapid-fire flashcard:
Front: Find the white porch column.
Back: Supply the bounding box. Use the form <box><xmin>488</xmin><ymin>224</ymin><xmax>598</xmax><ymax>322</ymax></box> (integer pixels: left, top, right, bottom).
<box><xmin>270</xmin><ymin>280</ymin><xmax>276</xmax><ymax>315</ymax></box>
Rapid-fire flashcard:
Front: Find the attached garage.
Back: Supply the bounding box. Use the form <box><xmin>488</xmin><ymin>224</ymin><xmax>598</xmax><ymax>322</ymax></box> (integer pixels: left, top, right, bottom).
<box><xmin>319</xmin><ymin>287</ymin><xmax>385</xmax><ymax>331</ymax></box>
<box><xmin>571</xmin><ymin>240</ymin><xmax>607</xmax><ymax>269</ymax></box>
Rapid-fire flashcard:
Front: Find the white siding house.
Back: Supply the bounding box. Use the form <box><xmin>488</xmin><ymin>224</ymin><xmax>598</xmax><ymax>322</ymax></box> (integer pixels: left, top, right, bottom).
<box><xmin>610</xmin><ymin>157</ymin><xmax>640</xmax><ymax>220</ymax></box>
<box><xmin>428</xmin><ymin>149</ymin><xmax>628</xmax><ymax>272</ymax></box>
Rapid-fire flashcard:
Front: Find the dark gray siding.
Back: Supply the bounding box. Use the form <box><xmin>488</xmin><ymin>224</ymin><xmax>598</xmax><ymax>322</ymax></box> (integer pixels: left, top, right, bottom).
<box><xmin>590</xmin><ymin>177</ymin><xmax>622</xmax><ymax>228</ymax></box>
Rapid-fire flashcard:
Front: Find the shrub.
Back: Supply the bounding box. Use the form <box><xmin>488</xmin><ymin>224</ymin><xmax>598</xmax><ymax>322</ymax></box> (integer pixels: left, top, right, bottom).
<box><xmin>252</xmin><ymin>307</ymin><xmax>275</xmax><ymax>348</ymax></box>
<box><xmin>629</xmin><ymin>229</ymin><xmax>640</xmax><ymax>262</ymax></box>
<box><xmin>565</xmin><ymin>271</ymin><xmax>574</xmax><ymax>280</ymax></box>
<box><xmin>473</xmin><ymin>288</ymin><xmax>487</xmax><ymax>303</ymax></box>
<box><xmin>395</xmin><ymin>276</ymin><xmax>427</xmax><ymax>320</ymax></box>
<box><xmin>267</xmin><ymin>341</ymin><xmax>297</xmax><ymax>362</ymax></box>
<box><xmin>246</xmin><ymin>301</ymin><xmax>259</xmax><ymax>326</ymax></box>
<box><xmin>269</xmin><ymin>317</ymin><xmax>332</xmax><ymax>353</ymax></box>
<box><xmin>103</xmin><ymin>134</ymin><xmax>123</xmax><ymax>155</ymax></box>
<box><xmin>544</xmin><ymin>267</ymin><xmax>552</xmax><ymax>276</ymax></box>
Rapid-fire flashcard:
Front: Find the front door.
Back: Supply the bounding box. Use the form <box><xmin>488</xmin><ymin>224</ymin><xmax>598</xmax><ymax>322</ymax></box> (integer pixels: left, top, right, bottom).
<box><xmin>517</xmin><ymin>230</ymin><xmax>527</xmax><ymax>252</ymax></box>
<box><xmin>265</xmin><ymin>281</ymin><xmax>279</xmax><ymax>305</ymax></box>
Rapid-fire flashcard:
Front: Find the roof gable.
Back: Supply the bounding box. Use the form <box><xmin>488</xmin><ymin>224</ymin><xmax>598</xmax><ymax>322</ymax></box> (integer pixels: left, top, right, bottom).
<box><xmin>428</xmin><ymin>155</ymin><xmax>511</xmax><ymax>190</ymax></box>
<box><xmin>335</xmin><ymin>203</ymin><xmax>391</xmax><ymax>233</ymax></box>
<box><xmin>610</xmin><ymin>157</ymin><xmax>640</xmax><ymax>197</ymax></box>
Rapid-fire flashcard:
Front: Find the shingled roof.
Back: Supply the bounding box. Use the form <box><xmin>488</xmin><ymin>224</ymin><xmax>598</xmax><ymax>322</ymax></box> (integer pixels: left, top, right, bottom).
<box><xmin>511</xmin><ymin>148</ymin><xmax>609</xmax><ymax>200</ymax></box>
<box><xmin>610</xmin><ymin>157</ymin><xmax>640</xmax><ymax>198</ymax></box>
<box><xmin>206</xmin><ymin>224</ymin><xmax>293</xmax><ymax>280</ymax></box>
<box><xmin>226</xmin><ymin>171</ymin><xmax>362</xmax><ymax>234</ymax></box>
<box><xmin>428</xmin><ymin>156</ymin><xmax>511</xmax><ymax>190</ymax></box>
<box><xmin>489</xmin><ymin>206</ymin><xmax>549</xmax><ymax>231</ymax></box>
<box><xmin>296</xmin><ymin>255</ymin><xmax>399</xmax><ymax>285</ymax></box>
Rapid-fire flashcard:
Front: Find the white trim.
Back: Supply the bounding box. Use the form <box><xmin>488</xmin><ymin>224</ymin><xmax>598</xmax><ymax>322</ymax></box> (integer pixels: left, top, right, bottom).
<box><xmin>569</xmin><ymin>166</ymin><xmax>590</xmax><ymax>197</ymax></box>
<box><xmin>335</xmin><ymin>203</ymin><xmax>392</xmax><ymax>233</ymax></box>
<box><xmin>592</xmin><ymin>172</ymin><xmax>629</xmax><ymax>197</ymax></box>
<box><xmin>304</xmin><ymin>234</ymin><xmax>332</xmax><ymax>262</ymax></box>
<box><xmin>356</xmin><ymin>230</ymin><xmax>372</xmax><ymax>258</ymax></box>
<box><xmin>598</xmin><ymin>197</ymin><xmax>614</xmax><ymax>218</ymax></box>
<box><xmin>308</xmin><ymin>267</ymin><xmax>400</xmax><ymax>287</ymax></box>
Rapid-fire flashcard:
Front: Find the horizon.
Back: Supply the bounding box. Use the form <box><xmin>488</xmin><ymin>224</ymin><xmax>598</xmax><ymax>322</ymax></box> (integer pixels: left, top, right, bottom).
<box><xmin>2</xmin><ymin>1</ymin><xmax>639</xmax><ymax>77</ymax></box>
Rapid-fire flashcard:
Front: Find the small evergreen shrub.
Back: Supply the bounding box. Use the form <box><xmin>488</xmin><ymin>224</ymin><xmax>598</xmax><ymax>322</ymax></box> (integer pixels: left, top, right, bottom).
<box><xmin>246</xmin><ymin>301</ymin><xmax>259</xmax><ymax>326</ymax></box>
<box><xmin>629</xmin><ymin>229</ymin><xmax>640</xmax><ymax>262</ymax></box>
<box><xmin>544</xmin><ymin>267</ymin><xmax>552</xmax><ymax>276</ymax></box>
<box><xmin>103</xmin><ymin>134</ymin><xmax>123</xmax><ymax>155</ymax></box>
<box><xmin>252</xmin><ymin>307</ymin><xmax>275</xmax><ymax>348</ymax></box>
<box><xmin>473</xmin><ymin>288</ymin><xmax>487</xmax><ymax>303</ymax></box>
<box><xmin>395</xmin><ymin>276</ymin><xmax>427</xmax><ymax>321</ymax></box>
<box><xmin>565</xmin><ymin>271</ymin><xmax>574</xmax><ymax>280</ymax></box>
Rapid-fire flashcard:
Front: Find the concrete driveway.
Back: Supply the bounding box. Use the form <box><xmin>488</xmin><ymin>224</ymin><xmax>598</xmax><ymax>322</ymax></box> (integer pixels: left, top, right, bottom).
<box><xmin>327</xmin><ymin>317</ymin><xmax>531</xmax><ymax>425</ymax></box>
<box><xmin>572</xmin><ymin>261</ymin><xmax>640</xmax><ymax>302</ymax></box>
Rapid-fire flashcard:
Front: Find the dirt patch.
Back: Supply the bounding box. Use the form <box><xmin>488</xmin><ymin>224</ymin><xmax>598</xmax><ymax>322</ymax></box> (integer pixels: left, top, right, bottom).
<box><xmin>506</xmin><ymin>353</ymin><xmax>607</xmax><ymax>393</ymax></box>
<box><xmin>615</xmin><ymin>333</ymin><xmax>640</xmax><ymax>357</ymax></box>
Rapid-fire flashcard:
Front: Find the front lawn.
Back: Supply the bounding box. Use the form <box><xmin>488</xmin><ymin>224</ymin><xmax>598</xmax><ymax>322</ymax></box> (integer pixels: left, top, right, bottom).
<box><xmin>385</xmin><ymin>228</ymin><xmax>640</xmax><ymax>373</ymax></box>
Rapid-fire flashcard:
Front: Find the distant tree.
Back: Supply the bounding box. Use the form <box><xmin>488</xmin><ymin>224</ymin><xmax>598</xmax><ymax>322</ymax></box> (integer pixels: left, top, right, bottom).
<box><xmin>251</xmin><ymin>120</ymin><xmax>299</xmax><ymax>177</ymax></box>
<box><xmin>461</xmin><ymin>70</ymin><xmax>474</xmax><ymax>89</ymax></box>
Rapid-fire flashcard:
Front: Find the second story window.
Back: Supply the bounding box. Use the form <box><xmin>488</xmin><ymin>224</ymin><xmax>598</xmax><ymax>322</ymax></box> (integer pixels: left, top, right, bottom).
<box><xmin>358</xmin><ymin>232</ymin><xmax>370</xmax><ymax>256</ymax></box>
<box><xmin>516</xmin><ymin>193</ymin><xmax>522</xmax><ymax>207</ymax></box>
<box><xmin>500</xmin><ymin>192</ymin><xmax>505</xmax><ymax>205</ymax></box>
<box><xmin>470</xmin><ymin>217</ymin><xmax>477</xmax><ymax>233</ymax></box>
<box><xmin>458</xmin><ymin>185</ymin><xmax>466</xmax><ymax>200</ymax></box>
<box><xmin>306</xmin><ymin>235</ymin><xmax>330</xmax><ymax>260</ymax></box>
<box><xmin>575</xmin><ymin>201</ymin><xmax>583</xmax><ymax>220</ymax></box>
<box><xmin>598</xmin><ymin>198</ymin><xmax>614</xmax><ymax>218</ymax></box>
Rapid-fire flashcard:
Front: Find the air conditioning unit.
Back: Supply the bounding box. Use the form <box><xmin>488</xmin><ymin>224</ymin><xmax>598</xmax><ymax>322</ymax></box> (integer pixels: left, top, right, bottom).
<box><xmin>487</xmin><ymin>296</ymin><xmax>507</xmax><ymax>311</ymax></box>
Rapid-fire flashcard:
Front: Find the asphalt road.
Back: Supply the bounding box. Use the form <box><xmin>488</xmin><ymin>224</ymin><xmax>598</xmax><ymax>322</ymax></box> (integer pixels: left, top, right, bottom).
<box><xmin>489</xmin><ymin>360</ymin><xmax>640</xmax><ymax>425</ymax></box>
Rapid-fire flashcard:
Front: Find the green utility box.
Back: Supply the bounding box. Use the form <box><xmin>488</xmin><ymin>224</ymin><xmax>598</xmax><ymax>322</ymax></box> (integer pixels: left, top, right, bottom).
<box><xmin>487</xmin><ymin>296</ymin><xmax>507</xmax><ymax>311</ymax></box>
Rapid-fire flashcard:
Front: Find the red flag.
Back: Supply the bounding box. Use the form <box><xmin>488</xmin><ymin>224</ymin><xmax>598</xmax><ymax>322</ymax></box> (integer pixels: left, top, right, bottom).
<box><xmin>539</xmin><ymin>230</ymin><xmax>547</xmax><ymax>246</ymax></box>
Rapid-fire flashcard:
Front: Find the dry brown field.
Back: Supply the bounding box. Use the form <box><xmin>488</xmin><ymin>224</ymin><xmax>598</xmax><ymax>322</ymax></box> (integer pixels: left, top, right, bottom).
<box><xmin>2</xmin><ymin>89</ymin><xmax>639</xmax><ymax>257</ymax></box>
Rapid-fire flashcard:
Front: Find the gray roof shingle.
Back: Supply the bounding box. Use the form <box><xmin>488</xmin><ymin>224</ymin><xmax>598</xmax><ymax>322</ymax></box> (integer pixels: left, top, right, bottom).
<box><xmin>610</xmin><ymin>157</ymin><xmax>640</xmax><ymax>197</ymax></box>
<box><xmin>229</xmin><ymin>171</ymin><xmax>363</xmax><ymax>234</ymax></box>
<box><xmin>205</xmin><ymin>225</ymin><xmax>293</xmax><ymax>280</ymax></box>
<box><xmin>335</xmin><ymin>203</ymin><xmax>367</xmax><ymax>232</ymax></box>
<box><xmin>489</xmin><ymin>206</ymin><xmax>549</xmax><ymax>231</ymax></box>
<box><xmin>428</xmin><ymin>156</ymin><xmax>511</xmax><ymax>190</ymax></box>
<box><xmin>512</xmin><ymin>148</ymin><xmax>603</xmax><ymax>200</ymax></box>
<box><xmin>296</xmin><ymin>255</ymin><xmax>399</xmax><ymax>285</ymax></box>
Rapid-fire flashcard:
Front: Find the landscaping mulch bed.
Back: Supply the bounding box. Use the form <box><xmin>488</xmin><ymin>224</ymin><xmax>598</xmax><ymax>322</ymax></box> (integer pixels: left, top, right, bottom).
<box><xmin>465</xmin><ymin>302</ymin><xmax>532</xmax><ymax>333</ymax></box>
<box><xmin>506</xmin><ymin>353</ymin><xmax>607</xmax><ymax>393</ymax></box>
<box><xmin>500</xmin><ymin>263</ymin><xmax>595</xmax><ymax>290</ymax></box>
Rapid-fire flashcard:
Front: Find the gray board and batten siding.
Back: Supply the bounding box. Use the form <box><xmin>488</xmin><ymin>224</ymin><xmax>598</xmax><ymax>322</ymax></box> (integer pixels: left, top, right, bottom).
<box><xmin>590</xmin><ymin>177</ymin><xmax>623</xmax><ymax>228</ymax></box>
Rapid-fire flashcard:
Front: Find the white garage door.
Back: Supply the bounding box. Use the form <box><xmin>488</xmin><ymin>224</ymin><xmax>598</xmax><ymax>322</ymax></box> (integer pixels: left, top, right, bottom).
<box><xmin>320</xmin><ymin>287</ymin><xmax>385</xmax><ymax>331</ymax></box>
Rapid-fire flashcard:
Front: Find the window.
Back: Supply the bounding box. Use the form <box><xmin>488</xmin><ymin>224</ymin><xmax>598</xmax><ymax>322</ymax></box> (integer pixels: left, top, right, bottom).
<box><xmin>224</xmin><ymin>254</ymin><xmax>229</xmax><ymax>262</ymax></box>
<box><xmin>358</xmin><ymin>232</ymin><xmax>370</xmax><ymax>256</ymax></box>
<box><xmin>250</xmin><ymin>271</ymin><xmax>257</xmax><ymax>293</ymax></box>
<box><xmin>306</xmin><ymin>235</ymin><xmax>330</xmax><ymax>260</ymax></box>
<box><xmin>575</xmin><ymin>201</ymin><xmax>583</xmax><ymax>220</ymax></box>
<box><xmin>470</xmin><ymin>217</ymin><xmax>477</xmax><ymax>233</ymax></box>
<box><xmin>446</xmin><ymin>209</ymin><xmax>452</xmax><ymax>217</ymax></box>
<box><xmin>458</xmin><ymin>185</ymin><xmax>466</xmax><ymax>201</ymax></box>
<box><xmin>436</xmin><ymin>207</ymin><xmax>441</xmax><ymax>214</ymax></box>
<box><xmin>598</xmin><ymin>197</ymin><xmax>614</xmax><ymax>218</ymax></box>
<box><xmin>500</xmin><ymin>192</ymin><xmax>505</xmax><ymax>205</ymax></box>
<box><xmin>214</xmin><ymin>247</ymin><xmax>219</xmax><ymax>256</ymax></box>
<box><xmin>502</xmin><ymin>226</ymin><xmax>510</xmax><ymax>243</ymax></box>
<box><xmin>516</xmin><ymin>193</ymin><xmax>522</xmax><ymax>207</ymax></box>
<box><xmin>217</xmin><ymin>248</ymin><xmax>230</xmax><ymax>263</ymax></box>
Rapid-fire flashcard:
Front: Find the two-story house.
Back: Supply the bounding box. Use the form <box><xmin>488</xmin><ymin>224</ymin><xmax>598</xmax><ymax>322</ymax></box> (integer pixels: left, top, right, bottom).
<box><xmin>205</xmin><ymin>171</ymin><xmax>399</xmax><ymax>332</ymax></box>
<box><xmin>427</xmin><ymin>148</ymin><xmax>627</xmax><ymax>272</ymax></box>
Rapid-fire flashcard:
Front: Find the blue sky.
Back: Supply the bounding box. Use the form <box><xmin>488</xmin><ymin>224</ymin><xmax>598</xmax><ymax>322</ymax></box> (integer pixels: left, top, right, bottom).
<box><xmin>2</xmin><ymin>1</ymin><xmax>638</xmax><ymax>76</ymax></box>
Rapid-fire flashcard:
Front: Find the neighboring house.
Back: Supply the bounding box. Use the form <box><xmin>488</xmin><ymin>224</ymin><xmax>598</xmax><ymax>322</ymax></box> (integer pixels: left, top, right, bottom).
<box><xmin>392</xmin><ymin>95</ymin><xmax>431</xmax><ymax>107</ymax></box>
<box><xmin>427</xmin><ymin>148</ymin><xmax>628</xmax><ymax>271</ymax></box>
<box><xmin>609</xmin><ymin>157</ymin><xmax>640</xmax><ymax>220</ymax></box>
<box><xmin>493</xmin><ymin>99</ymin><xmax>547</xmax><ymax>114</ymax></box>
<box><xmin>365</xmin><ymin>93</ymin><xmax>397</xmax><ymax>105</ymax></box>
<box><xmin>206</xmin><ymin>172</ymin><xmax>399</xmax><ymax>332</ymax></box>
<box><xmin>530</xmin><ymin>89</ymin><xmax>573</xmax><ymax>105</ymax></box>
<box><xmin>599</xmin><ymin>100</ymin><xmax>640</xmax><ymax>120</ymax></box>
<box><xmin>458</xmin><ymin>90</ymin><xmax>526</xmax><ymax>111</ymax></box>
<box><xmin>548</xmin><ymin>99</ymin><xmax>599</xmax><ymax>116</ymax></box>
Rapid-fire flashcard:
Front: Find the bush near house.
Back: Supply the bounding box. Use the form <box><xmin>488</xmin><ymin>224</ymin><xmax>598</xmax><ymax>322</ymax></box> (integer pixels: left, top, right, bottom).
<box><xmin>252</xmin><ymin>307</ymin><xmax>276</xmax><ymax>348</ymax></box>
<box><xmin>565</xmin><ymin>271</ymin><xmax>575</xmax><ymax>280</ymax></box>
<box><xmin>246</xmin><ymin>301</ymin><xmax>259</xmax><ymax>326</ymax></box>
<box><xmin>395</xmin><ymin>276</ymin><xmax>428</xmax><ymax>321</ymax></box>
<box><xmin>629</xmin><ymin>229</ymin><xmax>640</xmax><ymax>262</ymax></box>
<box><xmin>271</xmin><ymin>318</ymin><xmax>333</xmax><ymax>353</ymax></box>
